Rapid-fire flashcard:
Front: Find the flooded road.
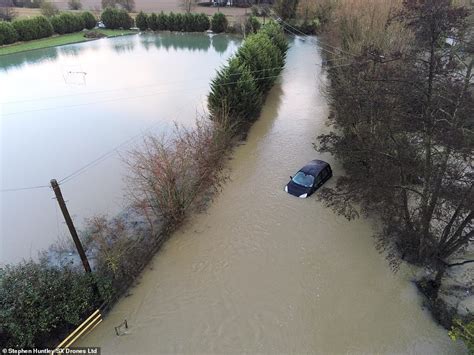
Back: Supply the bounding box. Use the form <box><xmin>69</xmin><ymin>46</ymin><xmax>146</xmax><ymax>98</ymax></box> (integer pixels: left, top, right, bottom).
<box><xmin>79</xmin><ymin>37</ymin><xmax>465</xmax><ymax>353</ymax></box>
<box><xmin>0</xmin><ymin>33</ymin><xmax>240</xmax><ymax>264</ymax></box>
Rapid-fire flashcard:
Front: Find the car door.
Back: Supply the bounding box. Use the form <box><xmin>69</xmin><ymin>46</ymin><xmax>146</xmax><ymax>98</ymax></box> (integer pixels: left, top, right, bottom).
<box><xmin>313</xmin><ymin>173</ymin><xmax>323</xmax><ymax>191</ymax></box>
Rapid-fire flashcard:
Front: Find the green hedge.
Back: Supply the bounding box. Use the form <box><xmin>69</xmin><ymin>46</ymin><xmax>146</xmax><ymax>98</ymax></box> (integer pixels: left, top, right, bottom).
<box><xmin>81</xmin><ymin>11</ymin><xmax>97</xmax><ymax>30</ymax></box>
<box><xmin>0</xmin><ymin>22</ymin><xmax>18</xmax><ymax>45</ymax></box>
<box><xmin>50</xmin><ymin>13</ymin><xmax>85</xmax><ymax>34</ymax></box>
<box><xmin>12</xmin><ymin>16</ymin><xmax>53</xmax><ymax>41</ymax></box>
<box><xmin>208</xmin><ymin>22</ymin><xmax>288</xmax><ymax>130</ymax></box>
<box><xmin>135</xmin><ymin>11</ymin><xmax>148</xmax><ymax>31</ymax></box>
<box><xmin>211</xmin><ymin>12</ymin><xmax>227</xmax><ymax>33</ymax></box>
<box><xmin>101</xmin><ymin>7</ymin><xmax>133</xmax><ymax>30</ymax></box>
<box><xmin>0</xmin><ymin>260</ymin><xmax>111</xmax><ymax>347</ymax></box>
<box><xmin>140</xmin><ymin>11</ymin><xmax>210</xmax><ymax>32</ymax></box>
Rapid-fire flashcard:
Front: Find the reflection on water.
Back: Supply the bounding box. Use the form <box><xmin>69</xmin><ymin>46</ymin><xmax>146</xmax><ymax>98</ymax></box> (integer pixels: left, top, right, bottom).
<box><xmin>0</xmin><ymin>33</ymin><xmax>240</xmax><ymax>264</ymax></box>
<box><xmin>77</xmin><ymin>38</ymin><xmax>465</xmax><ymax>354</ymax></box>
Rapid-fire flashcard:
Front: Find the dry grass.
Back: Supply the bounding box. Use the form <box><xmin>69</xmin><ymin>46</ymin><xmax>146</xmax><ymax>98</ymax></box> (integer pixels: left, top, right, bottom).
<box><xmin>326</xmin><ymin>0</ymin><xmax>413</xmax><ymax>56</ymax></box>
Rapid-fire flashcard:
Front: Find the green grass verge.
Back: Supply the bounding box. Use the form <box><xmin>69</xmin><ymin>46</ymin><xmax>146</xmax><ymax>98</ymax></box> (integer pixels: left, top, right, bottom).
<box><xmin>0</xmin><ymin>29</ymin><xmax>137</xmax><ymax>56</ymax></box>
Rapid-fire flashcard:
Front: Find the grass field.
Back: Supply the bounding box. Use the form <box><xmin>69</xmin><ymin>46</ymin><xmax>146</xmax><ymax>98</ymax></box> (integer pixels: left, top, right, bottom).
<box><xmin>0</xmin><ymin>29</ymin><xmax>137</xmax><ymax>56</ymax></box>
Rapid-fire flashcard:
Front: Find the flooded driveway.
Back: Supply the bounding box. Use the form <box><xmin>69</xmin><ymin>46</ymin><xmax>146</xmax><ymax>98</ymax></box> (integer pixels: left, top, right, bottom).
<box><xmin>78</xmin><ymin>38</ymin><xmax>465</xmax><ymax>354</ymax></box>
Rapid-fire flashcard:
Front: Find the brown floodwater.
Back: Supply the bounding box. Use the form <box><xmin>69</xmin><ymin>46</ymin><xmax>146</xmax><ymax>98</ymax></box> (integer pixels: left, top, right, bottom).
<box><xmin>78</xmin><ymin>37</ymin><xmax>466</xmax><ymax>354</ymax></box>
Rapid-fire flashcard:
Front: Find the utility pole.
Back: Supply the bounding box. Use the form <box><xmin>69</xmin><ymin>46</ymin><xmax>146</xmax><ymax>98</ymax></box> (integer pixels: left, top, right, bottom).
<box><xmin>50</xmin><ymin>179</ymin><xmax>91</xmax><ymax>273</ymax></box>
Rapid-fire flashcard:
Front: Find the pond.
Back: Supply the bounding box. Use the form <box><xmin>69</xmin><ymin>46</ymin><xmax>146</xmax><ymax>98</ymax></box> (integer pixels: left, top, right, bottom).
<box><xmin>0</xmin><ymin>33</ymin><xmax>241</xmax><ymax>264</ymax></box>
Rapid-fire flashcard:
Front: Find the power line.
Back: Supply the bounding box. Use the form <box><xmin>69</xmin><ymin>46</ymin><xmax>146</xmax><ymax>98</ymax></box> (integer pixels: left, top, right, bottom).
<box><xmin>2</xmin><ymin>65</ymin><xmax>290</xmax><ymax>106</ymax></box>
<box><xmin>0</xmin><ymin>184</ymin><xmax>50</xmax><ymax>193</ymax></box>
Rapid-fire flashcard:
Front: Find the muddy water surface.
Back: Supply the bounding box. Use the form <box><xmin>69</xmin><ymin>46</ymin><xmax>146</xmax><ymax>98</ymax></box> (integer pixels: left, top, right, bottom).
<box><xmin>79</xmin><ymin>38</ymin><xmax>465</xmax><ymax>354</ymax></box>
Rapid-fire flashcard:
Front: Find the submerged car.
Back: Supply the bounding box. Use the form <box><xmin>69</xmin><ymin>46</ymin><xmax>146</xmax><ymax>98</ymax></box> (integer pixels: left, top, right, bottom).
<box><xmin>285</xmin><ymin>160</ymin><xmax>332</xmax><ymax>198</ymax></box>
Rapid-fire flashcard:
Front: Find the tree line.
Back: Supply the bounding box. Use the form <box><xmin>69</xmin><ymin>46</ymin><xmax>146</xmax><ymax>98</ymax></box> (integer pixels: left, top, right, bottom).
<box><xmin>315</xmin><ymin>0</ymin><xmax>473</xmax><ymax>346</ymax></box>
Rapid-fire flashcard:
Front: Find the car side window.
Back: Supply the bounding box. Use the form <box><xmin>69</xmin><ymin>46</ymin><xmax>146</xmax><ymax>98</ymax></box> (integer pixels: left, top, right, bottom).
<box><xmin>314</xmin><ymin>174</ymin><xmax>322</xmax><ymax>185</ymax></box>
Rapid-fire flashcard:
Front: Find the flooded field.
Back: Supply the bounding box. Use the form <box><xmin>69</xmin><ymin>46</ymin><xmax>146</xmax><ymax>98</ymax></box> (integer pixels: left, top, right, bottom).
<box><xmin>0</xmin><ymin>33</ymin><xmax>240</xmax><ymax>264</ymax></box>
<box><xmin>78</xmin><ymin>38</ymin><xmax>465</xmax><ymax>354</ymax></box>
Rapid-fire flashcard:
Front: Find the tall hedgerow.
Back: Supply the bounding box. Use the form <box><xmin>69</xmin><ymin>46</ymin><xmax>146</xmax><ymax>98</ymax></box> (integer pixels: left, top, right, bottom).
<box><xmin>211</xmin><ymin>12</ymin><xmax>227</xmax><ymax>33</ymax></box>
<box><xmin>156</xmin><ymin>11</ymin><xmax>168</xmax><ymax>30</ymax></box>
<box><xmin>135</xmin><ymin>11</ymin><xmax>148</xmax><ymax>31</ymax></box>
<box><xmin>101</xmin><ymin>7</ymin><xmax>133</xmax><ymax>29</ymax></box>
<box><xmin>236</xmin><ymin>31</ymin><xmax>284</xmax><ymax>93</ymax></box>
<box><xmin>0</xmin><ymin>21</ymin><xmax>18</xmax><ymax>45</ymax></box>
<box><xmin>208</xmin><ymin>23</ymin><xmax>288</xmax><ymax>130</ymax></box>
<box><xmin>81</xmin><ymin>11</ymin><xmax>96</xmax><ymax>30</ymax></box>
<box><xmin>208</xmin><ymin>57</ymin><xmax>262</xmax><ymax>125</ymax></box>
<box><xmin>12</xmin><ymin>16</ymin><xmax>53</xmax><ymax>41</ymax></box>
<box><xmin>147</xmin><ymin>12</ymin><xmax>158</xmax><ymax>31</ymax></box>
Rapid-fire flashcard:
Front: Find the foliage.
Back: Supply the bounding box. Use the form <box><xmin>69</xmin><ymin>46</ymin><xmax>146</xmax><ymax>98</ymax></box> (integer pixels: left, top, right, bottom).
<box><xmin>12</xmin><ymin>16</ymin><xmax>53</xmax><ymax>41</ymax></box>
<box><xmin>0</xmin><ymin>260</ymin><xmax>107</xmax><ymax>347</ymax></box>
<box><xmin>81</xmin><ymin>11</ymin><xmax>97</xmax><ymax>30</ymax></box>
<box><xmin>208</xmin><ymin>57</ymin><xmax>262</xmax><ymax>126</ymax></box>
<box><xmin>274</xmin><ymin>0</ymin><xmax>298</xmax><ymax>20</ymax></box>
<box><xmin>101</xmin><ymin>7</ymin><xmax>133</xmax><ymax>29</ymax></box>
<box><xmin>245</xmin><ymin>15</ymin><xmax>260</xmax><ymax>34</ymax></box>
<box><xmin>142</xmin><ymin>12</ymin><xmax>209</xmax><ymax>32</ymax></box>
<box><xmin>40</xmin><ymin>1</ymin><xmax>59</xmax><ymax>18</ymax></box>
<box><xmin>208</xmin><ymin>23</ymin><xmax>288</xmax><ymax>130</ymax></box>
<box><xmin>0</xmin><ymin>21</ymin><xmax>18</xmax><ymax>45</ymax></box>
<box><xmin>51</xmin><ymin>13</ymin><xmax>85</xmax><ymax>34</ymax></box>
<box><xmin>236</xmin><ymin>31</ymin><xmax>283</xmax><ymax>93</ymax></box>
<box><xmin>68</xmin><ymin>0</ymin><xmax>82</xmax><ymax>10</ymax></box>
<box><xmin>126</xmin><ymin>118</ymin><xmax>232</xmax><ymax>230</ymax></box>
<box><xmin>315</xmin><ymin>3</ymin><xmax>474</xmax><ymax>333</ymax></box>
<box><xmin>449</xmin><ymin>319</ymin><xmax>474</xmax><ymax>354</ymax></box>
<box><xmin>135</xmin><ymin>11</ymin><xmax>148</xmax><ymax>31</ymax></box>
<box><xmin>211</xmin><ymin>12</ymin><xmax>227</xmax><ymax>33</ymax></box>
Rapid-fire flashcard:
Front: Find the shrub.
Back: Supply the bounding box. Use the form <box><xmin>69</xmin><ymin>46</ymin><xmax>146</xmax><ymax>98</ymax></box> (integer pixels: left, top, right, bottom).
<box><xmin>68</xmin><ymin>0</ymin><xmax>82</xmax><ymax>10</ymax></box>
<box><xmin>208</xmin><ymin>57</ymin><xmax>262</xmax><ymax>126</ymax></box>
<box><xmin>236</xmin><ymin>31</ymin><xmax>283</xmax><ymax>93</ymax></box>
<box><xmin>101</xmin><ymin>7</ymin><xmax>133</xmax><ymax>29</ymax></box>
<box><xmin>40</xmin><ymin>1</ymin><xmax>59</xmax><ymax>18</ymax></box>
<box><xmin>196</xmin><ymin>13</ymin><xmax>210</xmax><ymax>32</ymax></box>
<box><xmin>51</xmin><ymin>13</ymin><xmax>84</xmax><ymax>34</ymax></box>
<box><xmin>0</xmin><ymin>260</ymin><xmax>106</xmax><ymax>347</ymax></box>
<box><xmin>147</xmin><ymin>12</ymin><xmax>158</xmax><ymax>31</ymax></box>
<box><xmin>135</xmin><ymin>11</ymin><xmax>148</xmax><ymax>31</ymax></box>
<box><xmin>167</xmin><ymin>12</ymin><xmax>178</xmax><ymax>31</ymax></box>
<box><xmin>211</xmin><ymin>12</ymin><xmax>227</xmax><ymax>33</ymax></box>
<box><xmin>245</xmin><ymin>15</ymin><xmax>260</xmax><ymax>34</ymax></box>
<box><xmin>208</xmin><ymin>24</ymin><xmax>288</xmax><ymax>130</ymax></box>
<box><xmin>13</xmin><ymin>16</ymin><xmax>53</xmax><ymax>41</ymax></box>
<box><xmin>81</xmin><ymin>11</ymin><xmax>97</xmax><ymax>30</ymax></box>
<box><xmin>50</xmin><ymin>14</ymin><xmax>67</xmax><ymax>34</ymax></box>
<box><xmin>0</xmin><ymin>21</ymin><xmax>18</xmax><ymax>45</ymax></box>
<box><xmin>156</xmin><ymin>11</ymin><xmax>168</xmax><ymax>31</ymax></box>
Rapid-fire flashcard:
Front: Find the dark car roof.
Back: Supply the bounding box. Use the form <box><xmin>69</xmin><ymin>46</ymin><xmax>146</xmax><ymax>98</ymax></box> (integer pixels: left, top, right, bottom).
<box><xmin>299</xmin><ymin>159</ymin><xmax>330</xmax><ymax>175</ymax></box>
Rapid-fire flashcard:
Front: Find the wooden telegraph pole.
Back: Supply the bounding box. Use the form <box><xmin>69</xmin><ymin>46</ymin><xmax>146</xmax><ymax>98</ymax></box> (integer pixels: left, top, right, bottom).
<box><xmin>50</xmin><ymin>179</ymin><xmax>92</xmax><ymax>273</ymax></box>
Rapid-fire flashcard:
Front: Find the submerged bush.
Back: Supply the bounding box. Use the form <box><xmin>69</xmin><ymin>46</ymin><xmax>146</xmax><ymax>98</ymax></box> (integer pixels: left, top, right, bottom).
<box><xmin>208</xmin><ymin>57</ymin><xmax>262</xmax><ymax>125</ymax></box>
<box><xmin>208</xmin><ymin>23</ymin><xmax>288</xmax><ymax>130</ymax></box>
<box><xmin>211</xmin><ymin>12</ymin><xmax>227</xmax><ymax>33</ymax></box>
<box><xmin>0</xmin><ymin>21</ymin><xmax>18</xmax><ymax>45</ymax></box>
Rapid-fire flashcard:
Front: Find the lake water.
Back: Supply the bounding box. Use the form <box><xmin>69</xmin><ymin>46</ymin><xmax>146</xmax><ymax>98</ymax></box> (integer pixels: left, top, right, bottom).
<box><xmin>0</xmin><ymin>33</ymin><xmax>241</xmax><ymax>264</ymax></box>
